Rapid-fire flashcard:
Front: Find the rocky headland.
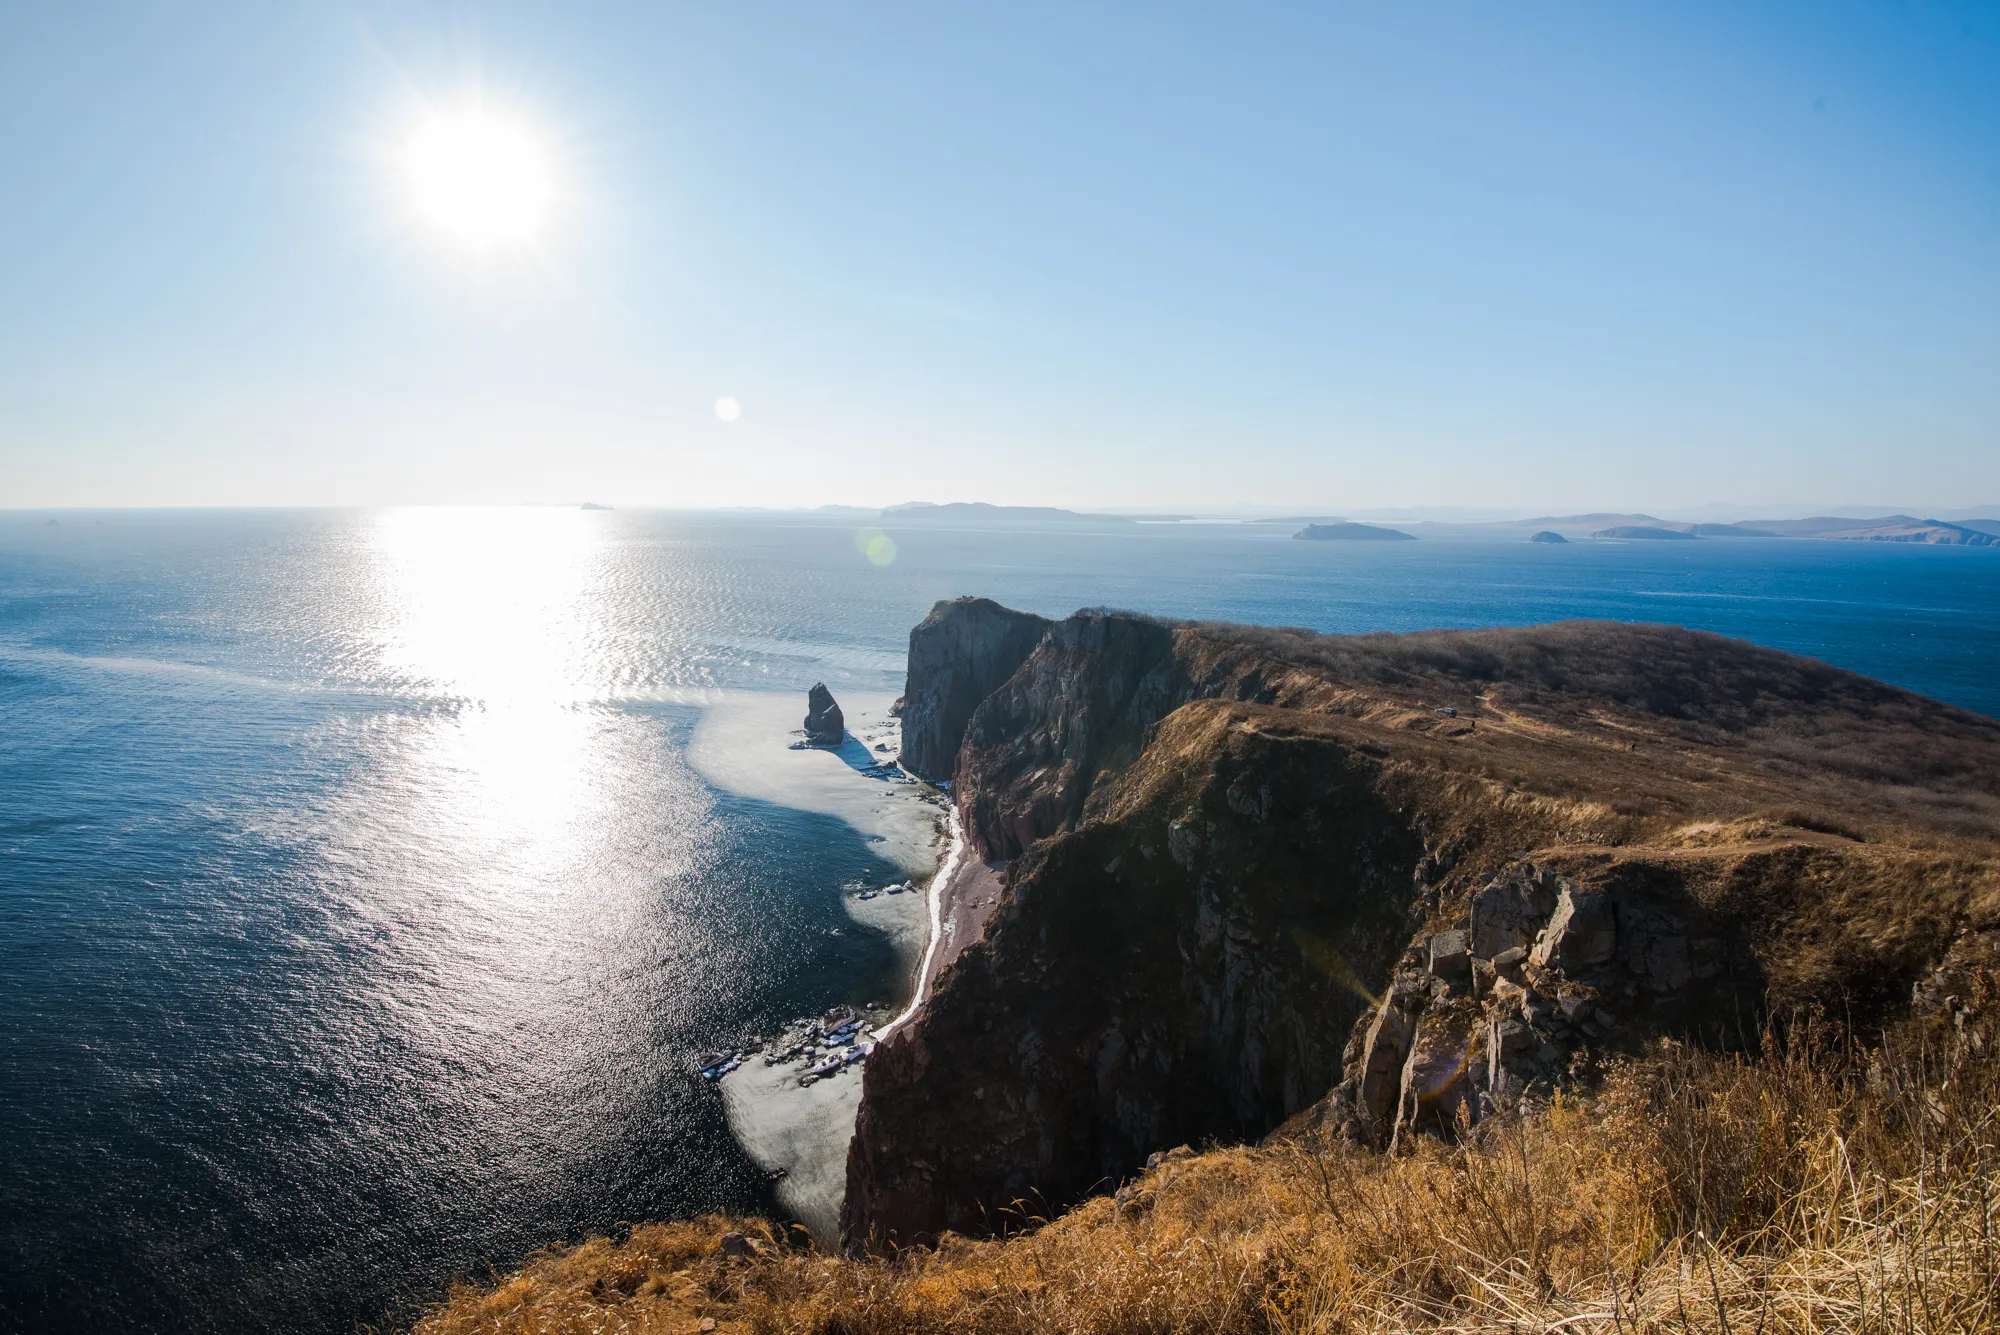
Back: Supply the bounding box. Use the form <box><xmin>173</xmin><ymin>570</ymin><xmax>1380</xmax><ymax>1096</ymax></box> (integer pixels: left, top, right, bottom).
<box><xmin>842</xmin><ymin>598</ymin><xmax>2000</xmax><ymax>1248</ymax></box>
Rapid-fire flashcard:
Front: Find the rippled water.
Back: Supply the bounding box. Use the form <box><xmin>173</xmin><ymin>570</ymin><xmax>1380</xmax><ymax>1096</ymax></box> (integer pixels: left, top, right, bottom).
<box><xmin>3</xmin><ymin>508</ymin><xmax>1996</xmax><ymax>1334</ymax></box>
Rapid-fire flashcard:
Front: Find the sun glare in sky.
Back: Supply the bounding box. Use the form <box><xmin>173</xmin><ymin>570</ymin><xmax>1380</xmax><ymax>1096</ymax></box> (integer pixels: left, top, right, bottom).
<box><xmin>406</xmin><ymin>111</ymin><xmax>552</xmax><ymax>248</ymax></box>
<box><xmin>714</xmin><ymin>397</ymin><xmax>742</xmax><ymax>423</ymax></box>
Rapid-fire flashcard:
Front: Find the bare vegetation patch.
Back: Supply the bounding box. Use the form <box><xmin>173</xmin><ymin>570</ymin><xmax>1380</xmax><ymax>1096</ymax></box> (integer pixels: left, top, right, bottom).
<box><xmin>1169</xmin><ymin>619</ymin><xmax>2000</xmax><ymax>846</ymax></box>
<box><xmin>412</xmin><ymin>1012</ymin><xmax>1999</xmax><ymax>1335</ymax></box>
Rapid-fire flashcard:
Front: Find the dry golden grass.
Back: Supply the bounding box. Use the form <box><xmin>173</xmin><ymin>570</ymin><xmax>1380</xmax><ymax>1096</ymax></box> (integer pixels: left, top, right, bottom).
<box><xmin>412</xmin><ymin>1011</ymin><xmax>1999</xmax><ymax>1335</ymax></box>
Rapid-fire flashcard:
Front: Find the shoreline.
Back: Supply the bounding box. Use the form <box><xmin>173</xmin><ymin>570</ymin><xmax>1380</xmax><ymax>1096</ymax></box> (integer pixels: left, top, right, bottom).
<box><xmin>683</xmin><ymin>689</ymin><xmax>950</xmax><ymax>1242</ymax></box>
<box><xmin>874</xmin><ymin>804</ymin><xmax>963</xmax><ymax>1042</ymax></box>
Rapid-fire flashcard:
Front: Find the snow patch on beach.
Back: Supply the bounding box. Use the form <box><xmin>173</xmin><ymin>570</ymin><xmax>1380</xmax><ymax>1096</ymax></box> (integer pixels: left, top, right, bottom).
<box><xmin>687</xmin><ymin>690</ymin><xmax>939</xmax><ymax>876</ymax></box>
<box><xmin>718</xmin><ymin>1038</ymin><xmax>868</xmax><ymax>1243</ymax></box>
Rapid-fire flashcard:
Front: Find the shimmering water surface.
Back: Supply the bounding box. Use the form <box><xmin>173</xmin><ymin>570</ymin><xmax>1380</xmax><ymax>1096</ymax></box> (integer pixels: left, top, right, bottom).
<box><xmin>3</xmin><ymin>508</ymin><xmax>1997</xmax><ymax>1334</ymax></box>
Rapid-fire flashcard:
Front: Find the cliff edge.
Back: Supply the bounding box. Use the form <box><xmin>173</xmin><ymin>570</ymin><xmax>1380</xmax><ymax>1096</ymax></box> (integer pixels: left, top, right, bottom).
<box><xmin>843</xmin><ymin>606</ymin><xmax>2000</xmax><ymax>1249</ymax></box>
<box><xmin>895</xmin><ymin>598</ymin><xmax>1052</xmax><ymax>780</ymax></box>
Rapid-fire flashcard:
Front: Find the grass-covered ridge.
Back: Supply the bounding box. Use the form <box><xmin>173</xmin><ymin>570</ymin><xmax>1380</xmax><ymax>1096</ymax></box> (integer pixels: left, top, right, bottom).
<box><xmin>412</xmin><ymin>1000</ymin><xmax>1998</xmax><ymax>1335</ymax></box>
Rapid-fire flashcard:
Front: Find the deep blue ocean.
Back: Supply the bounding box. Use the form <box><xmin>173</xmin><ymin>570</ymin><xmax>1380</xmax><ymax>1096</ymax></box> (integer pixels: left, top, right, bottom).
<box><xmin>4</xmin><ymin>507</ymin><xmax>1997</xmax><ymax>1334</ymax></box>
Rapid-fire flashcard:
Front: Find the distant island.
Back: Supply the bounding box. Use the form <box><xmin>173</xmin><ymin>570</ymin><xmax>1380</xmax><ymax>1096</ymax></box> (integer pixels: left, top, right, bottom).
<box><xmin>1293</xmin><ymin>521</ymin><xmax>1415</xmax><ymax>542</ymax></box>
<box><xmin>1383</xmin><ymin>511</ymin><xmax>2000</xmax><ymax>546</ymax></box>
<box><xmin>1552</xmin><ymin>513</ymin><xmax>1997</xmax><ymax>545</ymax></box>
<box><xmin>761</xmin><ymin>502</ymin><xmax>1999</xmax><ymax>546</ymax></box>
<box><xmin>1592</xmin><ymin>525</ymin><xmax>1696</xmax><ymax>540</ymax></box>
<box><xmin>878</xmin><ymin>502</ymin><xmax>1193</xmax><ymax>525</ymax></box>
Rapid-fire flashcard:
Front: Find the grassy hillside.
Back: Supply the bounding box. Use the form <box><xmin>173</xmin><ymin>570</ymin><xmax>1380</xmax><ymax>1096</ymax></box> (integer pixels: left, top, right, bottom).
<box><xmin>412</xmin><ymin>995</ymin><xmax>1998</xmax><ymax>1334</ymax></box>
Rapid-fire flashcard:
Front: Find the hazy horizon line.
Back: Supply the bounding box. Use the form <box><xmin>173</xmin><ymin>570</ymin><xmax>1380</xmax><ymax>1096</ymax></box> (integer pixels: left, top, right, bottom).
<box><xmin>7</xmin><ymin>501</ymin><xmax>2000</xmax><ymax>523</ymax></box>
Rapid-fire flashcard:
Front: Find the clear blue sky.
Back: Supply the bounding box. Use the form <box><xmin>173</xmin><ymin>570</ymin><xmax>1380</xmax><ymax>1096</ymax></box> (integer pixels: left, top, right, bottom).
<box><xmin>1</xmin><ymin>2</ymin><xmax>1995</xmax><ymax>512</ymax></box>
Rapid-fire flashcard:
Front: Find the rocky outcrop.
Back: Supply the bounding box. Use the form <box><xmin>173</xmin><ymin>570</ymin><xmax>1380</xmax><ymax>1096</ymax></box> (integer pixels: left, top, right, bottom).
<box><xmin>1312</xmin><ymin>856</ymin><xmax>1750</xmax><ymax>1147</ymax></box>
<box><xmin>1301</xmin><ymin>827</ymin><xmax>2000</xmax><ymax>1152</ymax></box>
<box><xmin>804</xmin><ymin>683</ymin><xmax>845</xmax><ymax>745</ymax></box>
<box><xmin>897</xmin><ymin>599</ymin><xmax>1052</xmax><ymax>780</ymax></box>
<box><xmin>843</xmin><ymin>604</ymin><xmax>2000</xmax><ymax>1251</ymax></box>
<box><xmin>954</xmin><ymin>611</ymin><xmax>1188</xmax><ymax>861</ymax></box>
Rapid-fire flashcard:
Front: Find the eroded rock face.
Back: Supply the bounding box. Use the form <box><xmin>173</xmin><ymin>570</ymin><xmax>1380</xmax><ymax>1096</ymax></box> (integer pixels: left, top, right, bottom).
<box><xmin>1310</xmin><ymin>839</ymin><xmax>1962</xmax><ymax>1149</ymax></box>
<box><xmin>897</xmin><ymin>598</ymin><xmax>1052</xmax><ymax>780</ymax></box>
<box><xmin>843</xmin><ymin>702</ymin><xmax>1427</xmax><ymax>1248</ymax></box>
<box><xmin>955</xmin><ymin>611</ymin><xmax>1188</xmax><ymax>861</ymax></box>
<box><xmin>1530</xmin><ymin>887</ymin><xmax>1617</xmax><ymax>971</ymax></box>
<box><xmin>1471</xmin><ymin>871</ymin><xmax>1559</xmax><ymax>958</ymax></box>
<box><xmin>804</xmin><ymin>683</ymin><xmax>845</xmax><ymax>745</ymax></box>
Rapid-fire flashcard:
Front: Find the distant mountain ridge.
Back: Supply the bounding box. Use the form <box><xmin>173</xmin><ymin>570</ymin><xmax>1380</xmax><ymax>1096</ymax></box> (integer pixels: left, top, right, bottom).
<box><xmin>879</xmin><ymin>503</ymin><xmax>1195</xmax><ymax>525</ymax></box>
<box><xmin>772</xmin><ymin>503</ymin><xmax>1997</xmax><ymax>544</ymax></box>
<box><xmin>1507</xmin><ymin>513</ymin><xmax>2000</xmax><ymax>546</ymax></box>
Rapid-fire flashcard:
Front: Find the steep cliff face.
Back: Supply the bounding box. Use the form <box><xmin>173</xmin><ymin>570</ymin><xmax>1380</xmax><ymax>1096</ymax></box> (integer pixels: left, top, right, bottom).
<box><xmin>955</xmin><ymin>611</ymin><xmax>1186</xmax><ymax>861</ymax></box>
<box><xmin>897</xmin><ymin>598</ymin><xmax>1052</xmax><ymax>780</ymax></box>
<box><xmin>846</xmin><ymin>703</ymin><xmax>1431</xmax><ymax>1246</ymax></box>
<box><xmin>951</xmin><ymin>612</ymin><xmax>1369</xmax><ymax>861</ymax></box>
<box><xmin>845</xmin><ymin>607</ymin><xmax>2000</xmax><ymax>1250</ymax></box>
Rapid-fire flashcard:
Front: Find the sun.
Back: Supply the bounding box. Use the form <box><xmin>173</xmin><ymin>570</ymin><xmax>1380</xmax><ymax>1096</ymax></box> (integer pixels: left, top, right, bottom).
<box><xmin>406</xmin><ymin>111</ymin><xmax>552</xmax><ymax>248</ymax></box>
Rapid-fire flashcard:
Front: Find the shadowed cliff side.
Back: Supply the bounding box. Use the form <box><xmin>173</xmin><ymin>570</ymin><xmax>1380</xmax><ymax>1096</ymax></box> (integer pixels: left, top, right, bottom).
<box><xmin>844</xmin><ymin>607</ymin><xmax>2000</xmax><ymax>1250</ymax></box>
<box><xmin>895</xmin><ymin>598</ymin><xmax>1052</xmax><ymax>781</ymax></box>
<box><xmin>846</xmin><ymin>705</ymin><xmax>1431</xmax><ymax>1246</ymax></box>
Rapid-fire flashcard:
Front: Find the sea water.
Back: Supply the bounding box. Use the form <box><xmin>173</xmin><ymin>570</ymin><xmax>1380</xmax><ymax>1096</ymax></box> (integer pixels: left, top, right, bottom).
<box><xmin>3</xmin><ymin>507</ymin><xmax>1997</xmax><ymax>1334</ymax></box>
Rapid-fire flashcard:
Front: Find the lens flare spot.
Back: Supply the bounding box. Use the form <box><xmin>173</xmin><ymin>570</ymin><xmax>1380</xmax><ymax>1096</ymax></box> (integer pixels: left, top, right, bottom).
<box><xmin>855</xmin><ymin>527</ymin><xmax>897</xmax><ymax>567</ymax></box>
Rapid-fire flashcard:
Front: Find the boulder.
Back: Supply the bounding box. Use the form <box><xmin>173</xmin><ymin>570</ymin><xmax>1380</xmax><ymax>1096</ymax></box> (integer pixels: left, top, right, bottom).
<box><xmin>804</xmin><ymin>683</ymin><xmax>845</xmax><ymax>745</ymax></box>
<box><xmin>1470</xmin><ymin>873</ymin><xmax>1559</xmax><ymax>959</ymax></box>
<box><xmin>1530</xmin><ymin>888</ymin><xmax>1617</xmax><ymax>972</ymax></box>
<box><xmin>1394</xmin><ymin>1008</ymin><xmax>1481</xmax><ymax>1144</ymax></box>
<box><xmin>1427</xmin><ymin>929</ymin><xmax>1472</xmax><ymax>994</ymax></box>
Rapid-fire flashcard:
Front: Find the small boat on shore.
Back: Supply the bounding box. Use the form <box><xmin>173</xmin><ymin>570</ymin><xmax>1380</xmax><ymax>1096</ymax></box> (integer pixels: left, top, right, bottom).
<box><xmin>700</xmin><ymin>1054</ymin><xmax>742</xmax><ymax>1081</ymax></box>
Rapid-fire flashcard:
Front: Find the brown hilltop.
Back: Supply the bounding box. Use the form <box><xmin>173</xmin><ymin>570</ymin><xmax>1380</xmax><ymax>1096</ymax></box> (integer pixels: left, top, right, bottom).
<box><xmin>843</xmin><ymin>603</ymin><xmax>2000</xmax><ymax>1247</ymax></box>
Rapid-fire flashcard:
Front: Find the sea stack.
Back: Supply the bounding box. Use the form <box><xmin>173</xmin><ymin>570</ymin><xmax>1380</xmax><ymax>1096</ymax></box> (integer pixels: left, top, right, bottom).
<box><xmin>803</xmin><ymin>683</ymin><xmax>845</xmax><ymax>745</ymax></box>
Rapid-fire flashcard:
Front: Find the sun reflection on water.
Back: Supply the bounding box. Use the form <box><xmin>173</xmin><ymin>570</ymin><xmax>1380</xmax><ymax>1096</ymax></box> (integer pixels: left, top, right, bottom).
<box><xmin>366</xmin><ymin>506</ymin><xmax>611</xmax><ymax>872</ymax></box>
<box><xmin>371</xmin><ymin>506</ymin><xmax>602</xmax><ymax>705</ymax></box>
